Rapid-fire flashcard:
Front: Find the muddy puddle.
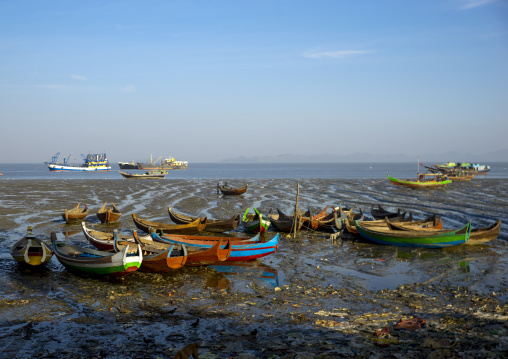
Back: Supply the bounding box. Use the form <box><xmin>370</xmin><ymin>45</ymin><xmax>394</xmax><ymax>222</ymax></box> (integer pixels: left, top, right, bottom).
<box><xmin>0</xmin><ymin>178</ymin><xmax>507</xmax><ymax>358</ymax></box>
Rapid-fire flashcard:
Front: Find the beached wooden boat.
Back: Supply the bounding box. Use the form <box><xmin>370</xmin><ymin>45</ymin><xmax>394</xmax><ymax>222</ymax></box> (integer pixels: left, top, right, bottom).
<box><xmin>133</xmin><ymin>231</ymin><xmax>231</xmax><ymax>267</ymax></box>
<box><xmin>51</xmin><ymin>233</ymin><xmax>142</xmax><ymax>276</ymax></box>
<box><xmin>371</xmin><ymin>205</ymin><xmax>405</xmax><ymax>220</ymax></box>
<box><xmin>387</xmin><ymin>219</ymin><xmax>501</xmax><ymax>246</ymax></box>
<box><xmin>62</xmin><ymin>203</ymin><xmax>89</xmax><ymax>223</ymax></box>
<box><xmin>268</xmin><ymin>209</ymin><xmax>304</xmax><ymax>233</ymax></box>
<box><xmin>96</xmin><ymin>202</ymin><xmax>122</xmax><ymax>224</ymax></box>
<box><xmin>242</xmin><ymin>208</ymin><xmax>270</xmax><ymax>233</ymax></box>
<box><xmin>355</xmin><ymin>221</ymin><xmax>471</xmax><ymax>248</ymax></box>
<box><xmin>167</xmin><ymin>206</ymin><xmax>240</xmax><ymax>233</ymax></box>
<box><xmin>344</xmin><ymin>209</ymin><xmax>365</xmax><ymax>234</ymax></box>
<box><xmin>467</xmin><ymin>220</ymin><xmax>502</xmax><ymax>245</ymax></box>
<box><xmin>119</xmin><ymin>170</ymin><xmax>167</xmax><ymax>179</ymax></box>
<box><xmin>132</xmin><ymin>213</ymin><xmax>207</xmax><ymax>235</ymax></box>
<box><xmin>298</xmin><ymin>206</ymin><xmax>328</xmax><ymax>230</ymax></box>
<box><xmin>131</xmin><ymin>231</ymin><xmax>187</xmax><ymax>271</ymax></box>
<box><xmin>220</xmin><ymin>184</ymin><xmax>248</xmax><ymax>195</ymax></box>
<box><xmin>82</xmin><ymin>222</ymin><xmax>145</xmax><ymax>251</ymax></box>
<box><xmin>448</xmin><ymin>173</ymin><xmax>475</xmax><ymax>181</ymax></box>
<box><xmin>152</xmin><ymin>231</ymin><xmax>279</xmax><ymax>261</ymax></box>
<box><xmin>315</xmin><ymin>206</ymin><xmax>344</xmax><ymax>232</ymax></box>
<box><xmin>10</xmin><ymin>226</ymin><xmax>53</xmax><ymax>266</ymax></box>
<box><xmin>387</xmin><ymin>174</ymin><xmax>452</xmax><ymax>189</ymax></box>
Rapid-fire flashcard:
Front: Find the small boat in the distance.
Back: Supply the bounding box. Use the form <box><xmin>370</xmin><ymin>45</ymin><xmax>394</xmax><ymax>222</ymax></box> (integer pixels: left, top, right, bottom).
<box><xmin>119</xmin><ymin>170</ymin><xmax>168</xmax><ymax>179</ymax></box>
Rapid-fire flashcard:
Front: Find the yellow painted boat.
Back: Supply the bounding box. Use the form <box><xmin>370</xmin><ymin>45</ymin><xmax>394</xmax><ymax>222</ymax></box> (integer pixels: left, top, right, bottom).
<box><xmin>10</xmin><ymin>226</ymin><xmax>53</xmax><ymax>266</ymax></box>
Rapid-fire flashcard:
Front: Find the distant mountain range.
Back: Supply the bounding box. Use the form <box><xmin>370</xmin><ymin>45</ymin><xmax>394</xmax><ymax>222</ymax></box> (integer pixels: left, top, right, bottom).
<box><xmin>221</xmin><ymin>149</ymin><xmax>508</xmax><ymax>163</ymax></box>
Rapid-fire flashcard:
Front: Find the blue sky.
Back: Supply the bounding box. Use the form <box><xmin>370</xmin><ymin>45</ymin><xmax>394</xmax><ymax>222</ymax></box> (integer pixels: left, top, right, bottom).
<box><xmin>1</xmin><ymin>0</ymin><xmax>507</xmax><ymax>163</ymax></box>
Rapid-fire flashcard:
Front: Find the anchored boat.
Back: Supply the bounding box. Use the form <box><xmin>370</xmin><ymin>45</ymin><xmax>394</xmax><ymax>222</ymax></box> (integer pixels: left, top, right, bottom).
<box><xmin>45</xmin><ymin>153</ymin><xmax>111</xmax><ymax>171</ymax></box>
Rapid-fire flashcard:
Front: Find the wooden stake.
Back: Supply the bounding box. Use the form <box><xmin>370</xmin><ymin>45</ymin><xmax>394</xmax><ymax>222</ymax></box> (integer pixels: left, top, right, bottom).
<box><xmin>293</xmin><ymin>182</ymin><xmax>300</xmax><ymax>239</ymax></box>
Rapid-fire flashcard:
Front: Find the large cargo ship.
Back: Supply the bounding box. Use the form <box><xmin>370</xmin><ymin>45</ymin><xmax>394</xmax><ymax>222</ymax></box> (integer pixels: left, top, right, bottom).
<box><xmin>136</xmin><ymin>155</ymin><xmax>188</xmax><ymax>170</ymax></box>
<box><xmin>45</xmin><ymin>153</ymin><xmax>111</xmax><ymax>171</ymax></box>
<box><xmin>118</xmin><ymin>161</ymin><xmax>139</xmax><ymax>169</ymax></box>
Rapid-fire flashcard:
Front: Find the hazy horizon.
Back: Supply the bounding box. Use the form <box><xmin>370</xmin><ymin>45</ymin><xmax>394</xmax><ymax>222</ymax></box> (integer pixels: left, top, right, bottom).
<box><xmin>1</xmin><ymin>1</ymin><xmax>507</xmax><ymax>163</ymax></box>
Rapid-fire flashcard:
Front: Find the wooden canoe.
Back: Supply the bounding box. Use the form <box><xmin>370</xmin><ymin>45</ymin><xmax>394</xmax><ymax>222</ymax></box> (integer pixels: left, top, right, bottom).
<box><xmin>167</xmin><ymin>206</ymin><xmax>240</xmax><ymax>233</ymax></box>
<box><xmin>467</xmin><ymin>220</ymin><xmax>502</xmax><ymax>245</ymax></box>
<box><xmin>81</xmin><ymin>222</ymin><xmax>148</xmax><ymax>251</ymax></box>
<box><xmin>242</xmin><ymin>208</ymin><xmax>270</xmax><ymax>233</ymax></box>
<box><xmin>151</xmin><ymin>231</ymin><xmax>279</xmax><ymax>261</ymax></box>
<box><xmin>119</xmin><ymin>170</ymin><xmax>167</xmax><ymax>179</ymax></box>
<box><xmin>371</xmin><ymin>204</ymin><xmax>404</xmax><ymax>220</ymax></box>
<box><xmin>315</xmin><ymin>206</ymin><xmax>344</xmax><ymax>232</ymax></box>
<box><xmin>132</xmin><ymin>213</ymin><xmax>207</xmax><ymax>235</ymax></box>
<box><xmin>96</xmin><ymin>202</ymin><xmax>122</xmax><ymax>224</ymax></box>
<box><xmin>51</xmin><ymin>233</ymin><xmax>142</xmax><ymax>276</ymax></box>
<box><xmin>301</xmin><ymin>206</ymin><xmax>328</xmax><ymax>230</ymax></box>
<box><xmin>132</xmin><ymin>230</ymin><xmax>231</xmax><ymax>267</ymax></box>
<box><xmin>344</xmin><ymin>208</ymin><xmax>365</xmax><ymax>234</ymax></box>
<box><xmin>448</xmin><ymin>174</ymin><xmax>475</xmax><ymax>181</ymax></box>
<box><xmin>385</xmin><ymin>219</ymin><xmax>501</xmax><ymax>246</ymax></box>
<box><xmin>387</xmin><ymin>174</ymin><xmax>452</xmax><ymax>189</ymax></box>
<box><xmin>63</xmin><ymin>203</ymin><xmax>89</xmax><ymax>223</ymax></box>
<box><xmin>355</xmin><ymin>221</ymin><xmax>471</xmax><ymax>248</ymax></box>
<box><xmin>10</xmin><ymin>226</ymin><xmax>53</xmax><ymax>266</ymax></box>
<box><xmin>268</xmin><ymin>209</ymin><xmax>304</xmax><ymax>233</ymax></box>
<box><xmin>220</xmin><ymin>184</ymin><xmax>248</xmax><ymax>195</ymax></box>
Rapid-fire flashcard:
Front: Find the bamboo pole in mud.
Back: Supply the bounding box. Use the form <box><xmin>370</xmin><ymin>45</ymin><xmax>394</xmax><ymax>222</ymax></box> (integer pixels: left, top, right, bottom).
<box><xmin>293</xmin><ymin>182</ymin><xmax>300</xmax><ymax>239</ymax></box>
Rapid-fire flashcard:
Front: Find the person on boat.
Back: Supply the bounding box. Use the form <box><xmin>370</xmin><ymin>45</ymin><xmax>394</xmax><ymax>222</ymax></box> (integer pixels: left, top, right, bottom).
<box><xmin>216</xmin><ymin>182</ymin><xmax>221</xmax><ymax>194</ymax></box>
<box><xmin>223</xmin><ymin>182</ymin><xmax>228</xmax><ymax>189</ymax></box>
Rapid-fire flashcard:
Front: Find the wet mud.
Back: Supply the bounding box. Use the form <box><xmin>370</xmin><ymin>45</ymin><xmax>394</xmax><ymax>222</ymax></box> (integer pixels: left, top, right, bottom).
<box><xmin>0</xmin><ymin>178</ymin><xmax>507</xmax><ymax>358</ymax></box>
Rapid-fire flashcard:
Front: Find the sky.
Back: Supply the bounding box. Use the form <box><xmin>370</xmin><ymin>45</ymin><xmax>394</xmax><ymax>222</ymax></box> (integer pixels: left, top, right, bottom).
<box><xmin>1</xmin><ymin>0</ymin><xmax>507</xmax><ymax>163</ymax></box>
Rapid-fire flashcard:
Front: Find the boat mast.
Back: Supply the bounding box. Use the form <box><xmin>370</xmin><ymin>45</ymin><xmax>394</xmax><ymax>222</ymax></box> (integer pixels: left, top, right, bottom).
<box><xmin>417</xmin><ymin>154</ymin><xmax>420</xmax><ymax>180</ymax></box>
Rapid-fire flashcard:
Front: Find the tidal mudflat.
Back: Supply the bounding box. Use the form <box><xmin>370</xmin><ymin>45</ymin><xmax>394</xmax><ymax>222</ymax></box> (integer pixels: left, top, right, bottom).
<box><xmin>0</xmin><ymin>178</ymin><xmax>507</xmax><ymax>358</ymax></box>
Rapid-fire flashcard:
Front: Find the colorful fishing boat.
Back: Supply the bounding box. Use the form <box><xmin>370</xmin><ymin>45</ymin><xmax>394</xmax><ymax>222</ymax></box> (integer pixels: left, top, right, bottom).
<box><xmin>387</xmin><ymin>174</ymin><xmax>452</xmax><ymax>189</ymax></box>
<box><xmin>151</xmin><ymin>231</ymin><xmax>279</xmax><ymax>261</ymax></box>
<box><xmin>242</xmin><ymin>208</ymin><xmax>270</xmax><ymax>233</ymax></box>
<box><xmin>96</xmin><ymin>202</ymin><xmax>122</xmax><ymax>223</ymax></box>
<box><xmin>10</xmin><ymin>226</ymin><xmax>53</xmax><ymax>266</ymax></box>
<box><xmin>45</xmin><ymin>153</ymin><xmax>111</xmax><ymax>171</ymax></box>
<box><xmin>132</xmin><ymin>231</ymin><xmax>231</xmax><ymax>268</ymax></box>
<box><xmin>355</xmin><ymin>221</ymin><xmax>471</xmax><ymax>248</ymax></box>
<box><xmin>51</xmin><ymin>232</ymin><xmax>142</xmax><ymax>276</ymax></box>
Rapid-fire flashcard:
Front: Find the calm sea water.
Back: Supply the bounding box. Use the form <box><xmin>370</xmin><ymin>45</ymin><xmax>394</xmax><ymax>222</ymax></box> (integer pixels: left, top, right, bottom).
<box><xmin>1</xmin><ymin>162</ymin><xmax>508</xmax><ymax>180</ymax></box>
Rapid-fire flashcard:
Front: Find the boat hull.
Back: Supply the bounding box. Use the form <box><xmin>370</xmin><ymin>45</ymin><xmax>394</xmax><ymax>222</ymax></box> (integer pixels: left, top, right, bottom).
<box><xmin>355</xmin><ymin>221</ymin><xmax>471</xmax><ymax>248</ymax></box>
<box><xmin>46</xmin><ymin>164</ymin><xmax>111</xmax><ymax>171</ymax></box>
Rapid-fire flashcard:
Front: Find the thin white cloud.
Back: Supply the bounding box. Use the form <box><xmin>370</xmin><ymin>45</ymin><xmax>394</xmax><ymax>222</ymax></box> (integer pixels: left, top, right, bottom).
<box><xmin>116</xmin><ymin>24</ymin><xmax>143</xmax><ymax>30</ymax></box>
<box><xmin>38</xmin><ymin>84</ymin><xmax>66</xmax><ymax>89</ymax></box>
<box><xmin>122</xmin><ymin>85</ymin><xmax>135</xmax><ymax>93</ymax></box>
<box><xmin>459</xmin><ymin>0</ymin><xmax>496</xmax><ymax>10</ymax></box>
<box><xmin>303</xmin><ymin>49</ymin><xmax>372</xmax><ymax>59</ymax></box>
<box><xmin>70</xmin><ymin>75</ymin><xmax>88</xmax><ymax>81</ymax></box>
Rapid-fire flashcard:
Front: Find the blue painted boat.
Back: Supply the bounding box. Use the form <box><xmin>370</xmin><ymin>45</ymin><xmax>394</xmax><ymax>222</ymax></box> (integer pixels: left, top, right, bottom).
<box><xmin>151</xmin><ymin>232</ymin><xmax>279</xmax><ymax>261</ymax></box>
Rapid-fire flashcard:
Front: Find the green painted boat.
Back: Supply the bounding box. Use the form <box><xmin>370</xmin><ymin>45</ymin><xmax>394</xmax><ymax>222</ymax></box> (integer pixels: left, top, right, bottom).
<box><xmin>242</xmin><ymin>208</ymin><xmax>270</xmax><ymax>233</ymax></box>
<box><xmin>387</xmin><ymin>174</ymin><xmax>452</xmax><ymax>189</ymax></box>
<box><xmin>355</xmin><ymin>221</ymin><xmax>471</xmax><ymax>248</ymax></box>
<box><xmin>51</xmin><ymin>233</ymin><xmax>142</xmax><ymax>276</ymax></box>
